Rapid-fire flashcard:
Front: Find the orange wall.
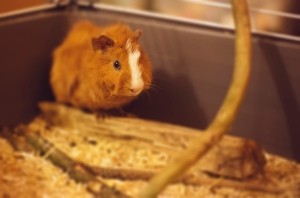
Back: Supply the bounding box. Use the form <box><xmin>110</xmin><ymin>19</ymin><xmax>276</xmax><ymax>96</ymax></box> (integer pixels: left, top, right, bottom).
<box><xmin>0</xmin><ymin>0</ymin><xmax>44</xmax><ymax>13</ymax></box>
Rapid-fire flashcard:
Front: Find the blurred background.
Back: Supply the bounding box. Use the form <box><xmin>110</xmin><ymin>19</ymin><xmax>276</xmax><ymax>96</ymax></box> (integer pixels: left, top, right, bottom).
<box><xmin>1</xmin><ymin>0</ymin><xmax>300</xmax><ymax>36</ymax></box>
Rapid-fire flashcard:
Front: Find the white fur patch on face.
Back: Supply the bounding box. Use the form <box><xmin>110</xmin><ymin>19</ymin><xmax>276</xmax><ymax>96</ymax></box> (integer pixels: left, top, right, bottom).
<box><xmin>126</xmin><ymin>39</ymin><xmax>144</xmax><ymax>95</ymax></box>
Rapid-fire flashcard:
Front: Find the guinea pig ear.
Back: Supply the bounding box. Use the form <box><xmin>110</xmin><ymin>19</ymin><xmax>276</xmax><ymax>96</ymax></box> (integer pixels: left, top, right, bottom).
<box><xmin>92</xmin><ymin>35</ymin><xmax>115</xmax><ymax>51</ymax></box>
<box><xmin>132</xmin><ymin>29</ymin><xmax>142</xmax><ymax>42</ymax></box>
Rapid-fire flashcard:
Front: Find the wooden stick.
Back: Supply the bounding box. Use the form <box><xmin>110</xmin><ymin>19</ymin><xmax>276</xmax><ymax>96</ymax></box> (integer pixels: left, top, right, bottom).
<box><xmin>139</xmin><ymin>0</ymin><xmax>252</xmax><ymax>197</ymax></box>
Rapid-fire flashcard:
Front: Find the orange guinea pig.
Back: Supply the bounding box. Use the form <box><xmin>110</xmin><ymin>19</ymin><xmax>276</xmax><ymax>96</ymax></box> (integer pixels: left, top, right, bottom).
<box><xmin>50</xmin><ymin>21</ymin><xmax>152</xmax><ymax>110</ymax></box>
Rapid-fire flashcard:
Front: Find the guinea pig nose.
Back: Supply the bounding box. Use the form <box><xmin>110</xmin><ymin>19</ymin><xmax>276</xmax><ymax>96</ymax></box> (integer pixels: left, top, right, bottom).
<box><xmin>129</xmin><ymin>87</ymin><xmax>142</xmax><ymax>96</ymax></box>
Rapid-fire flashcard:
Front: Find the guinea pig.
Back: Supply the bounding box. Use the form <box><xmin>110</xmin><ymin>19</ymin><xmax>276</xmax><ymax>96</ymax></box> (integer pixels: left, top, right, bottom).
<box><xmin>50</xmin><ymin>21</ymin><xmax>152</xmax><ymax>110</ymax></box>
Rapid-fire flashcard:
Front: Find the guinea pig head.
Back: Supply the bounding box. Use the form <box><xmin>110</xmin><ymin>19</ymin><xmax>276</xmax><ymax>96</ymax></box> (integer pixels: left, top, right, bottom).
<box><xmin>90</xmin><ymin>29</ymin><xmax>152</xmax><ymax>101</ymax></box>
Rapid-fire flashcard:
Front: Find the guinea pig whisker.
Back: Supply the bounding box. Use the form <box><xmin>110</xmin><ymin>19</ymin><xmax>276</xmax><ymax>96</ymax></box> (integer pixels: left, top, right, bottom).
<box><xmin>141</xmin><ymin>90</ymin><xmax>152</xmax><ymax>104</ymax></box>
<box><xmin>148</xmin><ymin>83</ymin><xmax>161</xmax><ymax>93</ymax></box>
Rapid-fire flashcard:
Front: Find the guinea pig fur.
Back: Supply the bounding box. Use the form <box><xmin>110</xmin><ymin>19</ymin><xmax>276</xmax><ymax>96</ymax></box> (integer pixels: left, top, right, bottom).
<box><xmin>50</xmin><ymin>21</ymin><xmax>152</xmax><ymax>110</ymax></box>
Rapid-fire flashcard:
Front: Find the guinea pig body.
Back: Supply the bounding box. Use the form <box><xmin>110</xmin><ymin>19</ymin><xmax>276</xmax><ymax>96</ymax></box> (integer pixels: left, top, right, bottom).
<box><xmin>50</xmin><ymin>21</ymin><xmax>152</xmax><ymax>110</ymax></box>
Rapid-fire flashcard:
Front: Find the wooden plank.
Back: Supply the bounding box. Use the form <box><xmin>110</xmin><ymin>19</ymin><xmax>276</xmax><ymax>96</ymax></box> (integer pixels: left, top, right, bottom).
<box><xmin>38</xmin><ymin>102</ymin><xmax>266</xmax><ymax>179</ymax></box>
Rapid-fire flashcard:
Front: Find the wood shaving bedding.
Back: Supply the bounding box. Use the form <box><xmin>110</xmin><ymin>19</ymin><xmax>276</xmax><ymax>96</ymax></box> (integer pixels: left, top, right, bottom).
<box><xmin>1</xmin><ymin>103</ymin><xmax>299</xmax><ymax>197</ymax></box>
<box><xmin>0</xmin><ymin>138</ymin><xmax>92</xmax><ymax>198</ymax></box>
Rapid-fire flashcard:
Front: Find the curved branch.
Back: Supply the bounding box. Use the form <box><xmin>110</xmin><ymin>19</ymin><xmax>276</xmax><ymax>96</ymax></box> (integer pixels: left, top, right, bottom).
<box><xmin>139</xmin><ymin>0</ymin><xmax>252</xmax><ymax>197</ymax></box>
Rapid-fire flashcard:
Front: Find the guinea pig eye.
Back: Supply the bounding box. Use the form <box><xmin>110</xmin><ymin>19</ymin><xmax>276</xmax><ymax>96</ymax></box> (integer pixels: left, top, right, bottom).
<box><xmin>113</xmin><ymin>60</ymin><xmax>121</xmax><ymax>71</ymax></box>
